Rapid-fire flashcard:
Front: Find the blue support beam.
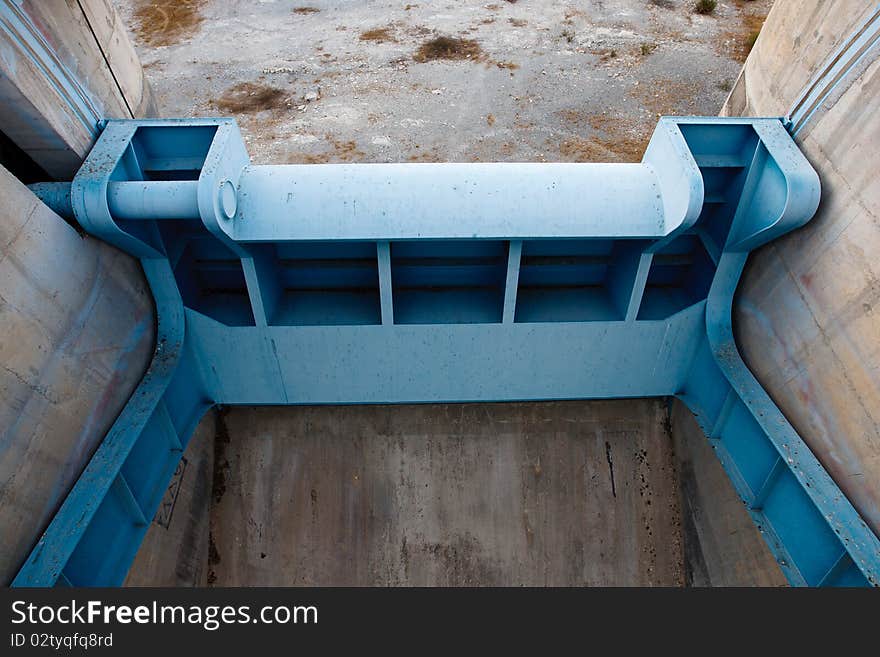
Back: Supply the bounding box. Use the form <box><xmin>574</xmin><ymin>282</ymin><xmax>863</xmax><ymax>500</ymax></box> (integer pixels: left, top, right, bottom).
<box><xmin>15</xmin><ymin>116</ymin><xmax>880</xmax><ymax>587</ymax></box>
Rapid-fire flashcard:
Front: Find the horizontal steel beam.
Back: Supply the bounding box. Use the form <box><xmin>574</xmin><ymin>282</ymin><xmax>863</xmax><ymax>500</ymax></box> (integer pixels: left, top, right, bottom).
<box><xmin>232</xmin><ymin>162</ymin><xmax>670</xmax><ymax>240</ymax></box>
<box><xmin>33</xmin><ymin>162</ymin><xmax>676</xmax><ymax>239</ymax></box>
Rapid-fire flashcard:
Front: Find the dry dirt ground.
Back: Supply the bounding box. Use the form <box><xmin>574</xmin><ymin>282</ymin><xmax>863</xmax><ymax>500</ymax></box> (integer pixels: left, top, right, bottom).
<box><xmin>115</xmin><ymin>0</ymin><xmax>771</xmax><ymax>164</ymax></box>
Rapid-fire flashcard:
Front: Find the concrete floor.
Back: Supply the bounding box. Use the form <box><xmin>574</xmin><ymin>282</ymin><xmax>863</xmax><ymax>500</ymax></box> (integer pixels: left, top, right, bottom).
<box><xmin>118</xmin><ymin>0</ymin><xmax>783</xmax><ymax>586</ymax></box>
<box><xmin>210</xmin><ymin>401</ymin><xmax>684</xmax><ymax>586</ymax></box>
<box><xmin>126</xmin><ymin>399</ymin><xmax>785</xmax><ymax>587</ymax></box>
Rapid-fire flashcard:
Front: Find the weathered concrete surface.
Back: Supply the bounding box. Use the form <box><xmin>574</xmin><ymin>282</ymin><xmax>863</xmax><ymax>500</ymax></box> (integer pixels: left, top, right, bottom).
<box><xmin>670</xmin><ymin>400</ymin><xmax>786</xmax><ymax>586</ymax></box>
<box><xmin>0</xmin><ymin>0</ymin><xmax>156</xmax><ymax>584</ymax></box>
<box><xmin>129</xmin><ymin>401</ymin><xmax>788</xmax><ymax>586</ymax></box>
<box><xmin>125</xmin><ymin>411</ymin><xmax>215</xmax><ymax>586</ymax></box>
<box><xmin>723</xmin><ymin>0</ymin><xmax>880</xmax><ymax>537</ymax></box>
<box><xmin>22</xmin><ymin>0</ymin><xmax>155</xmax><ymax>118</ymax></box>
<box><xmin>0</xmin><ymin>0</ymin><xmax>154</xmax><ymax>178</ymax></box>
<box><xmin>0</xmin><ymin>164</ymin><xmax>153</xmax><ymax>584</ymax></box>
<box><xmin>208</xmin><ymin>401</ymin><xmax>685</xmax><ymax>586</ymax></box>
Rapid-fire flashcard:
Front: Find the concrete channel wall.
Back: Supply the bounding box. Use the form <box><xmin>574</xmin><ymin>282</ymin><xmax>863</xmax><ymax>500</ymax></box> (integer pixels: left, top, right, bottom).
<box><xmin>0</xmin><ymin>0</ymin><xmax>154</xmax><ymax>179</ymax></box>
<box><xmin>723</xmin><ymin>0</ymin><xmax>880</xmax><ymax>538</ymax></box>
<box><xmin>0</xmin><ymin>164</ymin><xmax>153</xmax><ymax>584</ymax></box>
<box><xmin>0</xmin><ymin>0</ymin><xmax>154</xmax><ymax>584</ymax></box>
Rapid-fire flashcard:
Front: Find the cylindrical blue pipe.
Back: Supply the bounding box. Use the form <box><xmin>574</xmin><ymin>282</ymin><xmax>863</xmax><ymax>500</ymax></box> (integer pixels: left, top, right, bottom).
<box><xmin>28</xmin><ymin>180</ymin><xmax>200</xmax><ymax>221</ymax></box>
<box><xmin>107</xmin><ymin>181</ymin><xmax>200</xmax><ymax>220</ymax></box>
<box><xmin>30</xmin><ymin>162</ymin><xmax>670</xmax><ymax>239</ymax></box>
<box><xmin>27</xmin><ymin>182</ymin><xmax>75</xmax><ymax>220</ymax></box>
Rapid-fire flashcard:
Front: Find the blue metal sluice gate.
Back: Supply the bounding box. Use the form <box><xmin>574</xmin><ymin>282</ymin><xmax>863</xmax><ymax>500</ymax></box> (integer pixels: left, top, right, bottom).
<box><xmin>15</xmin><ymin>116</ymin><xmax>880</xmax><ymax>587</ymax></box>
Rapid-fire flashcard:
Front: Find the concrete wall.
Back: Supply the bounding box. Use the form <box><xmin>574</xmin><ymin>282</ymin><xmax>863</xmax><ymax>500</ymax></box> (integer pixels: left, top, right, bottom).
<box><xmin>0</xmin><ymin>0</ymin><xmax>154</xmax><ymax>178</ymax></box>
<box><xmin>0</xmin><ymin>164</ymin><xmax>153</xmax><ymax>584</ymax></box>
<box><xmin>0</xmin><ymin>0</ymin><xmax>156</xmax><ymax>584</ymax></box>
<box><xmin>21</xmin><ymin>0</ymin><xmax>154</xmax><ymax>118</ymax></box>
<box><xmin>722</xmin><ymin>0</ymin><xmax>880</xmax><ymax>537</ymax></box>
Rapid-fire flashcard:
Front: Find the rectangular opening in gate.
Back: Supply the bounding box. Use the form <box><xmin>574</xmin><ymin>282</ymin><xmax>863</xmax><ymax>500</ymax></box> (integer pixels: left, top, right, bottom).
<box><xmin>637</xmin><ymin>234</ymin><xmax>715</xmax><ymax>320</ymax></box>
<box><xmin>110</xmin><ymin>125</ymin><xmax>219</xmax><ymax>254</ymax></box>
<box><xmin>121</xmin><ymin>125</ymin><xmax>218</xmax><ymax>181</ymax></box>
<box><xmin>174</xmin><ymin>239</ymin><xmax>255</xmax><ymax>326</ymax></box>
<box><xmin>271</xmin><ymin>242</ymin><xmax>381</xmax><ymax>326</ymax></box>
<box><xmin>677</xmin><ymin>123</ymin><xmax>758</xmax><ymax>170</ymax></box>
<box><xmin>514</xmin><ymin>239</ymin><xmax>632</xmax><ymax>322</ymax></box>
<box><xmin>391</xmin><ymin>241</ymin><xmax>507</xmax><ymax>324</ymax></box>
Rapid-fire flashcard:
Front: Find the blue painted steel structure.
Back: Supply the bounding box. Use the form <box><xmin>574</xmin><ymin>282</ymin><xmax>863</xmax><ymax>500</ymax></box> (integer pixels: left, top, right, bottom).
<box><xmin>15</xmin><ymin>116</ymin><xmax>880</xmax><ymax>587</ymax></box>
